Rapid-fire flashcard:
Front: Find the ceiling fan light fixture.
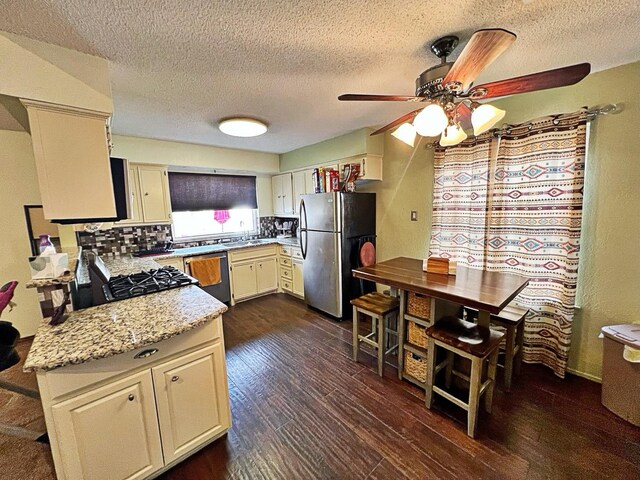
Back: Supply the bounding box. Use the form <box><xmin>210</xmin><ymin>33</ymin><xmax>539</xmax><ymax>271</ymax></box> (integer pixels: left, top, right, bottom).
<box><xmin>413</xmin><ymin>104</ymin><xmax>448</xmax><ymax>137</ymax></box>
<box><xmin>439</xmin><ymin>123</ymin><xmax>468</xmax><ymax>147</ymax></box>
<box><xmin>218</xmin><ymin>117</ymin><xmax>268</xmax><ymax>137</ymax></box>
<box><xmin>391</xmin><ymin>123</ymin><xmax>417</xmax><ymax>146</ymax></box>
<box><xmin>471</xmin><ymin>104</ymin><xmax>505</xmax><ymax>136</ymax></box>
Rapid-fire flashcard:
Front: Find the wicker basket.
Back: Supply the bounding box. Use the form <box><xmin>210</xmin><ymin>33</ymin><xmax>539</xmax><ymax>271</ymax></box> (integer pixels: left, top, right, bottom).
<box><xmin>404</xmin><ymin>351</ymin><xmax>427</xmax><ymax>384</ymax></box>
<box><xmin>407</xmin><ymin>292</ymin><xmax>431</xmax><ymax>320</ymax></box>
<box><xmin>407</xmin><ymin>321</ymin><xmax>429</xmax><ymax>348</ymax></box>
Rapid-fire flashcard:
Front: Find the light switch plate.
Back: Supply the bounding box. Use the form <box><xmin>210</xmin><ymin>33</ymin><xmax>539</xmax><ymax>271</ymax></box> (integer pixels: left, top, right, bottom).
<box><xmin>410</xmin><ymin>211</ymin><xmax>418</xmax><ymax>221</ymax></box>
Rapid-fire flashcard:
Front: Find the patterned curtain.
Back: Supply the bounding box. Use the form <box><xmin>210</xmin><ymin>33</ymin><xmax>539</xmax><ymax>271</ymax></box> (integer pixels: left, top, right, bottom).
<box><xmin>486</xmin><ymin>110</ymin><xmax>588</xmax><ymax>377</ymax></box>
<box><xmin>429</xmin><ymin>109</ymin><xmax>588</xmax><ymax>377</ymax></box>
<box><xmin>429</xmin><ymin>132</ymin><xmax>495</xmax><ymax>269</ymax></box>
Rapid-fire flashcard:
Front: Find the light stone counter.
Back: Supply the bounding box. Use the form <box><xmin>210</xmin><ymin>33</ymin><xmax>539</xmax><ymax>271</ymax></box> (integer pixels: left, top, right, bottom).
<box><xmin>24</xmin><ymin>285</ymin><xmax>227</xmax><ymax>372</ymax></box>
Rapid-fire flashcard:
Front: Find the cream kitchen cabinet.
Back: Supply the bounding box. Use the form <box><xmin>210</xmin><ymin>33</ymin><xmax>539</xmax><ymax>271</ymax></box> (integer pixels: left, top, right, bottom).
<box><xmin>21</xmin><ymin>99</ymin><xmax>116</xmax><ymax>221</ymax></box>
<box><xmin>338</xmin><ymin>154</ymin><xmax>383</xmax><ymax>182</ymax></box>
<box><xmin>154</xmin><ymin>256</ymin><xmax>185</xmax><ymax>272</ymax></box>
<box><xmin>292</xmin><ymin>259</ymin><xmax>304</xmax><ymax>297</ymax></box>
<box><xmin>36</xmin><ymin>320</ymin><xmax>230</xmax><ymax>480</ymax></box>
<box><xmin>292</xmin><ymin>170</ymin><xmax>307</xmax><ymax>215</ymax></box>
<box><xmin>118</xmin><ymin>163</ymin><xmax>172</xmax><ymax>225</ymax></box>
<box><xmin>152</xmin><ymin>344</ymin><xmax>231</xmax><ymax>464</ymax></box>
<box><xmin>272</xmin><ymin>173</ymin><xmax>294</xmax><ymax>215</ymax></box>
<box><xmin>50</xmin><ymin>370</ymin><xmax>163</xmax><ymax>480</ymax></box>
<box><xmin>229</xmin><ymin>245</ymin><xmax>279</xmax><ymax>304</ymax></box>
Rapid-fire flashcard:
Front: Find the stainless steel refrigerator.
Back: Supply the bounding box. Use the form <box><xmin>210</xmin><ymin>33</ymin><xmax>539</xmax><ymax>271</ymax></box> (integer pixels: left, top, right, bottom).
<box><xmin>299</xmin><ymin>192</ymin><xmax>376</xmax><ymax>319</ymax></box>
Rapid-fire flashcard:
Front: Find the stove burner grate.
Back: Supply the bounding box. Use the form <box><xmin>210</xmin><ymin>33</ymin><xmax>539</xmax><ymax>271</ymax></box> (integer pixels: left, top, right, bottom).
<box><xmin>103</xmin><ymin>266</ymin><xmax>198</xmax><ymax>301</ymax></box>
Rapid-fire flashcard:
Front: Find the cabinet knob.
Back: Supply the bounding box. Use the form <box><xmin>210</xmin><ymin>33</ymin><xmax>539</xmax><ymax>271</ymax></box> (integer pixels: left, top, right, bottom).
<box><xmin>128</xmin><ymin>394</ymin><xmax>135</xmax><ymax>401</ymax></box>
<box><xmin>171</xmin><ymin>375</ymin><xmax>179</xmax><ymax>382</ymax></box>
<box><xmin>250</xmin><ymin>265</ymin><xmax>253</xmax><ymax>270</ymax></box>
<box><xmin>144</xmin><ymin>192</ymin><xmax>149</xmax><ymax>196</ymax></box>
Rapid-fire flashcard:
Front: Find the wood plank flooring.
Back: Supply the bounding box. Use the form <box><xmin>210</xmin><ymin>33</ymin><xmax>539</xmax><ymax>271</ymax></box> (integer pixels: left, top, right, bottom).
<box><xmin>161</xmin><ymin>294</ymin><xmax>640</xmax><ymax>480</ymax></box>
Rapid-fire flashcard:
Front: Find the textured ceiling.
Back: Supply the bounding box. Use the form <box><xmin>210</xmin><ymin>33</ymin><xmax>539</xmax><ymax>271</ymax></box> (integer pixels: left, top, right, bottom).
<box><xmin>1</xmin><ymin>0</ymin><xmax>639</xmax><ymax>153</ymax></box>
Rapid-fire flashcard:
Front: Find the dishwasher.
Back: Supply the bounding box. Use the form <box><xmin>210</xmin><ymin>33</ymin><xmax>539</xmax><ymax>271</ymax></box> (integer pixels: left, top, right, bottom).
<box><xmin>184</xmin><ymin>252</ymin><xmax>231</xmax><ymax>304</ymax></box>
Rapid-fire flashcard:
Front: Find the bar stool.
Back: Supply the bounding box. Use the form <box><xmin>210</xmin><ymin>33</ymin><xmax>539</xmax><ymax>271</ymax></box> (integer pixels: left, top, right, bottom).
<box><xmin>425</xmin><ymin>317</ymin><xmax>503</xmax><ymax>438</ymax></box>
<box><xmin>465</xmin><ymin>303</ymin><xmax>528</xmax><ymax>392</ymax></box>
<box><xmin>352</xmin><ymin>292</ymin><xmax>399</xmax><ymax>376</ymax></box>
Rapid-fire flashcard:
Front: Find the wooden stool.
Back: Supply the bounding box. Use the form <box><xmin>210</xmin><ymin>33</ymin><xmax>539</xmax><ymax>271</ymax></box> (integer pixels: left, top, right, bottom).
<box><xmin>425</xmin><ymin>317</ymin><xmax>503</xmax><ymax>438</ymax></box>
<box><xmin>352</xmin><ymin>292</ymin><xmax>400</xmax><ymax>376</ymax></box>
<box><xmin>465</xmin><ymin>304</ymin><xmax>528</xmax><ymax>392</ymax></box>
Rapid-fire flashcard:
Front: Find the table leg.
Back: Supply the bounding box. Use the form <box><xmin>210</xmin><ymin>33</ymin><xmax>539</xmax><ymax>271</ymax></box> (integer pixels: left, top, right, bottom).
<box><xmin>397</xmin><ymin>290</ymin><xmax>406</xmax><ymax>380</ymax></box>
<box><xmin>478</xmin><ymin>309</ymin><xmax>491</xmax><ymax>329</ymax></box>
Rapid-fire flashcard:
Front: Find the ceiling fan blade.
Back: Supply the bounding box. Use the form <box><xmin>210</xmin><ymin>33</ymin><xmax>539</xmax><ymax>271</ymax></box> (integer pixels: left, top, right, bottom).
<box><xmin>370</xmin><ymin>108</ymin><xmax>424</xmax><ymax>136</ymax></box>
<box><xmin>456</xmin><ymin>102</ymin><xmax>473</xmax><ymax>131</ymax></box>
<box><xmin>467</xmin><ymin>63</ymin><xmax>591</xmax><ymax>100</ymax></box>
<box><xmin>338</xmin><ymin>94</ymin><xmax>426</xmax><ymax>102</ymax></box>
<box><xmin>442</xmin><ymin>29</ymin><xmax>517</xmax><ymax>92</ymax></box>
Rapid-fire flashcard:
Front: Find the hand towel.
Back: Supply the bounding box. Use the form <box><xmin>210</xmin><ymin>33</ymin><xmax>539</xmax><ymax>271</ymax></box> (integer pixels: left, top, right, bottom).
<box><xmin>189</xmin><ymin>257</ymin><xmax>222</xmax><ymax>287</ymax></box>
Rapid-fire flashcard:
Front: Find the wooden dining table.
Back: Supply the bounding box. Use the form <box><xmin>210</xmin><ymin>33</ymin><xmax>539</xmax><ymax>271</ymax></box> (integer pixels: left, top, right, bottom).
<box><xmin>352</xmin><ymin>257</ymin><xmax>530</xmax><ymax>386</ymax></box>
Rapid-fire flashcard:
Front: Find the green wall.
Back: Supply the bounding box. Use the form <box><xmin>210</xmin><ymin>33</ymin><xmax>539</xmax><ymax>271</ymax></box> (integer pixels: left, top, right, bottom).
<box><xmin>280</xmin><ymin>128</ymin><xmax>383</xmax><ymax>171</ymax></box>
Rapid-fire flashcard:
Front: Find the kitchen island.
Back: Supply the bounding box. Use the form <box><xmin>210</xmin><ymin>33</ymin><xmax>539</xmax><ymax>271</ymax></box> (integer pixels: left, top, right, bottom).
<box><xmin>24</xmin><ymin>257</ymin><xmax>231</xmax><ymax>480</ymax></box>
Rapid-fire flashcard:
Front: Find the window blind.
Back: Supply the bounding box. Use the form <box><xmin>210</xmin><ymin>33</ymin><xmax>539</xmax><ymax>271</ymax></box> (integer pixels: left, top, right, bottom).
<box><xmin>168</xmin><ymin>173</ymin><xmax>258</xmax><ymax>212</ymax></box>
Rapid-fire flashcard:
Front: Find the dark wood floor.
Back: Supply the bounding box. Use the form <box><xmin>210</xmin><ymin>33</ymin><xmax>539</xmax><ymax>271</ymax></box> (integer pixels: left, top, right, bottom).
<box><xmin>161</xmin><ymin>294</ymin><xmax>640</xmax><ymax>480</ymax></box>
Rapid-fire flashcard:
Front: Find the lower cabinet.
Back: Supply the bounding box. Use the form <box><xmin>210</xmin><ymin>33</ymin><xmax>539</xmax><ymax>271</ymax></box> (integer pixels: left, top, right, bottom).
<box><xmin>292</xmin><ymin>260</ymin><xmax>304</xmax><ymax>297</ymax></box>
<box><xmin>51</xmin><ymin>371</ymin><xmax>163</xmax><ymax>480</ymax></box>
<box><xmin>229</xmin><ymin>246</ymin><xmax>279</xmax><ymax>304</ymax></box>
<box><xmin>154</xmin><ymin>256</ymin><xmax>185</xmax><ymax>272</ymax></box>
<box><xmin>153</xmin><ymin>344</ymin><xmax>230</xmax><ymax>463</ymax></box>
<box><xmin>42</xmin><ymin>327</ymin><xmax>231</xmax><ymax>480</ymax></box>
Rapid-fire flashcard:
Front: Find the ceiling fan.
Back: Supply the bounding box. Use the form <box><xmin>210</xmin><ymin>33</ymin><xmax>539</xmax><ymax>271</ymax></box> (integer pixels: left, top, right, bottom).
<box><xmin>338</xmin><ymin>29</ymin><xmax>591</xmax><ymax>147</ymax></box>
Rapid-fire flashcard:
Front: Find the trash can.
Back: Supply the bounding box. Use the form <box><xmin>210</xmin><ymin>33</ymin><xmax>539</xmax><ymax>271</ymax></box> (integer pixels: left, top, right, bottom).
<box><xmin>600</xmin><ymin>324</ymin><xmax>640</xmax><ymax>426</ymax></box>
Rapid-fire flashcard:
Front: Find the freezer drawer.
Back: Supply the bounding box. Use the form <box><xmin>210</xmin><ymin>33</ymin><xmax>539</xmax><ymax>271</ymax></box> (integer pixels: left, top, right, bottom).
<box><xmin>303</xmin><ymin>230</ymin><xmax>342</xmax><ymax>317</ymax></box>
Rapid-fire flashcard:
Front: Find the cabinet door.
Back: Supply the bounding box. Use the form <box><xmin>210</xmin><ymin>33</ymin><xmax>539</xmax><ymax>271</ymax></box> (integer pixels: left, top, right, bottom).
<box><xmin>281</xmin><ymin>173</ymin><xmax>294</xmax><ymax>214</ymax></box>
<box><xmin>292</xmin><ymin>260</ymin><xmax>304</xmax><ymax>297</ymax></box>
<box><xmin>304</xmin><ymin>169</ymin><xmax>316</xmax><ymax>194</ymax></box>
<box><xmin>271</xmin><ymin>175</ymin><xmax>283</xmax><ymax>215</ymax></box>
<box><xmin>51</xmin><ymin>370</ymin><xmax>163</xmax><ymax>480</ymax></box>
<box><xmin>117</xmin><ymin>166</ymin><xmax>143</xmax><ymax>225</ymax></box>
<box><xmin>23</xmin><ymin>103</ymin><xmax>115</xmax><ymax>220</ymax></box>
<box><xmin>138</xmin><ymin>165</ymin><xmax>171</xmax><ymax>223</ymax></box>
<box><xmin>155</xmin><ymin>257</ymin><xmax>184</xmax><ymax>272</ymax></box>
<box><xmin>292</xmin><ymin>171</ymin><xmax>307</xmax><ymax>215</ymax></box>
<box><xmin>231</xmin><ymin>261</ymin><xmax>257</xmax><ymax>301</ymax></box>
<box><xmin>152</xmin><ymin>344</ymin><xmax>231</xmax><ymax>464</ymax></box>
<box><xmin>256</xmin><ymin>257</ymin><xmax>278</xmax><ymax>294</ymax></box>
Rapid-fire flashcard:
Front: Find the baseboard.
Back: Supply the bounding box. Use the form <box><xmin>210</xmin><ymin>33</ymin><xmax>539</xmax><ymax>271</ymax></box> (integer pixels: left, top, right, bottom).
<box><xmin>567</xmin><ymin>367</ymin><xmax>601</xmax><ymax>383</ymax></box>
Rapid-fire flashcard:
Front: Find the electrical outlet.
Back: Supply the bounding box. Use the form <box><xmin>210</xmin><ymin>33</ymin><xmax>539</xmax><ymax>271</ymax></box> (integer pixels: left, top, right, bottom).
<box><xmin>410</xmin><ymin>211</ymin><xmax>418</xmax><ymax>221</ymax></box>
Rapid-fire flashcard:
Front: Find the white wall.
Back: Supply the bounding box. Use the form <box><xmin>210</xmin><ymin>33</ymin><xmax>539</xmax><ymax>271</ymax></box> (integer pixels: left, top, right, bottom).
<box><xmin>0</xmin><ymin>130</ymin><xmax>45</xmax><ymax>336</ymax></box>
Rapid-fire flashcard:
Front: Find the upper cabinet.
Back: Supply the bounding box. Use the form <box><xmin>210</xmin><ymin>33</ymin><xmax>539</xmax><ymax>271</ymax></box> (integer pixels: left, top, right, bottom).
<box><xmin>22</xmin><ymin>100</ymin><xmax>115</xmax><ymax>221</ymax></box>
<box><xmin>339</xmin><ymin>154</ymin><xmax>383</xmax><ymax>182</ymax></box>
<box><xmin>292</xmin><ymin>170</ymin><xmax>307</xmax><ymax>215</ymax></box>
<box><xmin>118</xmin><ymin>163</ymin><xmax>171</xmax><ymax>225</ymax></box>
<box><xmin>272</xmin><ymin>173</ymin><xmax>294</xmax><ymax>216</ymax></box>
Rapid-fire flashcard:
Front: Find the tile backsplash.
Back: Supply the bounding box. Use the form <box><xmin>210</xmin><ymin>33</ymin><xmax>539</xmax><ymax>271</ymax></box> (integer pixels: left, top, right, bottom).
<box><xmin>77</xmin><ymin>217</ymin><xmax>297</xmax><ymax>257</ymax></box>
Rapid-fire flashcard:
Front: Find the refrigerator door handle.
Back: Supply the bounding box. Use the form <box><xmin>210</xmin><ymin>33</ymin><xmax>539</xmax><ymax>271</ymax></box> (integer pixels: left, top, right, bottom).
<box><xmin>300</xmin><ymin>198</ymin><xmax>308</xmax><ymax>259</ymax></box>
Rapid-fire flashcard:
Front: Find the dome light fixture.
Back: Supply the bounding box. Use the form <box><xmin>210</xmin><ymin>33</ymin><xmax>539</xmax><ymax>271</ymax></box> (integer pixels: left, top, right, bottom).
<box><xmin>218</xmin><ymin>117</ymin><xmax>268</xmax><ymax>137</ymax></box>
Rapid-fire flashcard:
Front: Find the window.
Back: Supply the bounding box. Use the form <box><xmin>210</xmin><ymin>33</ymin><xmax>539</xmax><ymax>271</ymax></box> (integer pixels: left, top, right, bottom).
<box><xmin>168</xmin><ymin>172</ymin><xmax>259</xmax><ymax>240</ymax></box>
<box><xmin>172</xmin><ymin>208</ymin><xmax>258</xmax><ymax>240</ymax></box>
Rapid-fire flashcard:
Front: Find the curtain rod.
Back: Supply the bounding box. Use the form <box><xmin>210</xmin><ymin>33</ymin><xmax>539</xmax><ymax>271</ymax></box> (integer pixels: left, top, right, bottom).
<box><xmin>425</xmin><ymin>104</ymin><xmax>618</xmax><ymax>148</ymax></box>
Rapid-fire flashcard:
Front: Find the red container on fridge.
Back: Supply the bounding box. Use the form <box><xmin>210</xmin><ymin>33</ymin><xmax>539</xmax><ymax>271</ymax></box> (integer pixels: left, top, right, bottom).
<box><xmin>328</xmin><ymin>170</ymin><xmax>340</xmax><ymax>192</ymax></box>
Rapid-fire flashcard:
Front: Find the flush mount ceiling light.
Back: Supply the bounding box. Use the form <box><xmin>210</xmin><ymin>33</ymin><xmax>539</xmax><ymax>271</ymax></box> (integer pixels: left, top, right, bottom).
<box><xmin>338</xmin><ymin>28</ymin><xmax>591</xmax><ymax>148</ymax></box>
<box><xmin>218</xmin><ymin>118</ymin><xmax>268</xmax><ymax>137</ymax></box>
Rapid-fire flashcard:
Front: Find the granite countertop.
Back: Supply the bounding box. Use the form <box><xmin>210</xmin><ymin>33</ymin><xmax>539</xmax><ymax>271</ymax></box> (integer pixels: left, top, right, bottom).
<box><xmin>148</xmin><ymin>237</ymin><xmax>301</xmax><ymax>260</ymax></box>
<box><xmin>24</xmin><ymin>285</ymin><xmax>227</xmax><ymax>372</ymax></box>
<box><xmin>25</xmin><ymin>247</ymin><xmax>83</xmax><ymax>289</ymax></box>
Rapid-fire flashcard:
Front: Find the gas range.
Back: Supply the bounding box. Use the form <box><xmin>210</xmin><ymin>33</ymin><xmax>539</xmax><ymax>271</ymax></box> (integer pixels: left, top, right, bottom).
<box><xmin>88</xmin><ymin>254</ymin><xmax>198</xmax><ymax>305</ymax></box>
<box><xmin>104</xmin><ymin>266</ymin><xmax>198</xmax><ymax>302</ymax></box>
